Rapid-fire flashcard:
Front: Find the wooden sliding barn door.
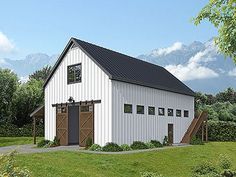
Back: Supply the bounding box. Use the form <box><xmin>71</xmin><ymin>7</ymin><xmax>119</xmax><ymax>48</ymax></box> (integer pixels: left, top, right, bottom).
<box><xmin>79</xmin><ymin>104</ymin><xmax>94</xmax><ymax>147</ymax></box>
<box><xmin>56</xmin><ymin>106</ymin><xmax>68</xmax><ymax>146</ymax></box>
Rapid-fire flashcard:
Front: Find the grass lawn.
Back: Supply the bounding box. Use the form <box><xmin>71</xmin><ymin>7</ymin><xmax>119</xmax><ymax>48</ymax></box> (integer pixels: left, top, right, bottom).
<box><xmin>15</xmin><ymin>142</ymin><xmax>236</xmax><ymax>177</ymax></box>
<box><xmin>0</xmin><ymin>137</ymin><xmax>43</xmax><ymax>147</ymax></box>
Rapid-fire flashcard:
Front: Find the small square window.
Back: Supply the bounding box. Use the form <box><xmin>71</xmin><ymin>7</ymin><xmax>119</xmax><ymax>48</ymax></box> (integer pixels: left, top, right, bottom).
<box><xmin>137</xmin><ymin>105</ymin><xmax>144</xmax><ymax>114</ymax></box>
<box><xmin>176</xmin><ymin>109</ymin><xmax>182</xmax><ymax>117</ymax></box>
<box><xmin>184</xmin><ymin>110</ymin><xmax>189</xmax><ymax>117</ymax></box>
<box><xmin>148</xmin><ymin>106</ymin><xmax>155</xmax><ymax>115</ymax></box>
<box><xmin>124</xmin><ymin>104</ymin><xmax>132</xmax><ymax>113</ymax></box>
<box><xmin>168</xmin><ymin>108</ymin><xmax>173</xmax><ymax>116</ymax></box>
<box><xmin>158</xmin><ymin>108</ymin><xmax>165</xmax><ymax>116</ymax></box>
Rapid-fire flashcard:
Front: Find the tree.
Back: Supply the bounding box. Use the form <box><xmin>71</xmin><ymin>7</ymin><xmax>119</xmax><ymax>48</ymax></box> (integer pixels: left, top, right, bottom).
<box><xmin>194</xmin><ymin>0</ymin><xmax>236</xmax><ymax>62</ymax></box>
<box><xmin>29</xmin><ymin>65</ymin><xmax>51</xmax><ymax>81</ymax></box>
<box><xmin>0</xmin><ymin>69</ymin><xmax>18</xmax><ymax>124</ymax></box>
<box><xmin>12</xmin><ymin>79</ymin><xmax>44</xmax><ymax>127</ymax></box>
<box><xmin>216</xmin><ymin>87</ymin><xmax>236</xmax><ymax>103</ymax></box>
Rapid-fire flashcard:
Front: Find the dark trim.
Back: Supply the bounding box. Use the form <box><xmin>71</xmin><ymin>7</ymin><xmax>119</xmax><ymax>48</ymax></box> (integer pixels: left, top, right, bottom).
<box><xmin>52</xmin><ymin>100</ymin><xmax>101</xmax><ymax>107</ymax></box>
<box><xmin>67</xmin><ymin>63</ymin><xmax>82</xmax><ymax>85</ymax></box>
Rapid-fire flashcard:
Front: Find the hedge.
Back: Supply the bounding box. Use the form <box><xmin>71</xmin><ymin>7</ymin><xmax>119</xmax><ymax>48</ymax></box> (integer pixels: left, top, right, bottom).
<box><xmin>0</xmin><ymin>123</ymin><xmax>44</xmax><ymax>137</ymax></box>
<box><xmin>207</xmin><ymin>121</ymin><xmax>236</xmax><ymax>141</ymax></box>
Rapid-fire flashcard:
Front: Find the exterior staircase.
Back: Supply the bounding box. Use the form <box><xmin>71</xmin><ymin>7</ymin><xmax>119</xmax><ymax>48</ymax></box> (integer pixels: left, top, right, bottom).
<box><xmin>181</xmin><ymin>111</ymin><xmax>208</xmax><ymax>143</ymax></box>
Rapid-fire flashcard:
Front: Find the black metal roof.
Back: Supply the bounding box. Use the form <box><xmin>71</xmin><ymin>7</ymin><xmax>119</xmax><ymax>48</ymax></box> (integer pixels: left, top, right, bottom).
<box><xmin>44</xmin><ymin>38</ymin><xmax>195</xmax><ymax>96</ymax></box>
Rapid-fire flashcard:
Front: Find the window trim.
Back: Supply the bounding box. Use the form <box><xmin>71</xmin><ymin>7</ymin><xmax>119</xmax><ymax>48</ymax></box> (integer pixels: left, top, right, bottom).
<box><xmin>137</xmin><ymin>105</ymin><xmax>145</xmax><ymax>114</ymax></box>
<box><xmin>67</xmin><ymin>63</ymin><xmax>82</xmax><ymax>84</ymax></box>
<box><xmin>167</xmin><ymin>108</ymin><xmax>174</xmax><ymax>116</ymax></box>
<box><xmin>184</xmin><ymin>110</ymin><xmax>189</xmax><ymax>117</ymax></box>
<box><xmin>158</xmin><ymin>107</ymin><xmax>165</xmax><ymax>116</ymax></box>
<box><xmin>176</xmin><ymin>109</ymin><xmax>182</xmax><ymax>117</ymax></box>
<box><xmin>124</xmin><ymin>104</ymin><xmax>132</xmax><ymax>114</ymax></box>
<box><xmin>148</xmin><ymin>106</ymin><xmax>155</xmax><ymax>115</ymax></box>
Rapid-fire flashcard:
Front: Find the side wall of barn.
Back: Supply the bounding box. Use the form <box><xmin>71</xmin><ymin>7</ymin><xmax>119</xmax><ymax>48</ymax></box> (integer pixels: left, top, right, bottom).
<box><xmin>111</xmin><ymin>80</ymin><xmax>194</xmax><ymax>145</ymax></box>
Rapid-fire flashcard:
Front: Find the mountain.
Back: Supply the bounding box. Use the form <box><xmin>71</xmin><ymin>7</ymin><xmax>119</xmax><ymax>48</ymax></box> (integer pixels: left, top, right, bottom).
<box><xmin>138</xmin><ymin>38</ymin><xmax>236</xmax><ymax>94</ymax></box>
<box><xmin>0</xmin><ymin>53</ymin><xmax>58</xmax><ymax>81</ymax></box>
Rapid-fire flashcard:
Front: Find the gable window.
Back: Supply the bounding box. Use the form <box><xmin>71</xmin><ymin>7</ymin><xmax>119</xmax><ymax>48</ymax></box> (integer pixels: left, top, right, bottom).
<box><xmin>184</xmin><ymin>110</ymin><xmax>189</xmax><ymax>117</ymax></box>
<box><xmin>168</xmin><ymin>108</ymin><xmax>173</xmax><ymax>116</ymax></box>
<box><xmin>176</xmin><ymin>109</ymin><xmax>182</xmax><ymax>117</ymax></box>
<box><xmin>124</xmin><ymin>104</ymin><xmax>132</xmax><ymax>113</ymax></box>
<box><xmin>148</xmin><ymin>106</ymin><xmax>155</xmax><ymax>115</ymax></box>
<box><xmin>158</xmin><ymin>108</ymin><xmax>165</xmax><ymax>116</ymax></box>
<box><xmin>137</xmin><ymin>105</ymin><xmax>144</xmax><ymax>114</ymax></box>
<box><xmin>68</xmin><ymin>63</ymin><xmax>81</xmax><ymax>84</ymax></box>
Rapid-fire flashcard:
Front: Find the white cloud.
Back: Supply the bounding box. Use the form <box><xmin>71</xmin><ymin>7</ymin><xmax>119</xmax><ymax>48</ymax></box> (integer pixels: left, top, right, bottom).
<box><xmin>165</xmin><ymin>45</ymin><xmax>219</xmax><ymax>81</ymax></box>
<box><xmin>151</xmin><ymin>42</ymin><xmax>183</xmax><ymax>56</ymax></box>
<box><xmin>0</xmin><ymin>31</ymin><xmax>15</xmax><ymax>54</ymax></box>
<box><xmin>228</xmin><ymin>68</ymin><xmax>236</xmax><ymax>77</ymax></box>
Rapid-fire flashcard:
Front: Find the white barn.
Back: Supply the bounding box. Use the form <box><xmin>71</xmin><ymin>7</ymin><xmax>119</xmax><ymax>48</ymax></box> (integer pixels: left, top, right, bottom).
<box><xmin>42</xmin><ymin>38</ymin><xmax>196</xmax><ymax>146</ymax></box>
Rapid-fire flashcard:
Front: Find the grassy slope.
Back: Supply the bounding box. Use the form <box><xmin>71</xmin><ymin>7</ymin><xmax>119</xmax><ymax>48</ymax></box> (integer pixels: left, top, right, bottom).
<box><xmin>16</xmin><ymin>142</ymin><xmax>236</xmax><ymax>177</ymax></box>
<box><xmin>0</xmin><ymin>137</ymin><xmax>43</xmax><ymax>147</ymax></box>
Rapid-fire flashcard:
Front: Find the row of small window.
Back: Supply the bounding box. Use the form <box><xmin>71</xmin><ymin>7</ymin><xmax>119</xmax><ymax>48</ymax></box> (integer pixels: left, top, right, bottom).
<box><xmin>124</xmin><ymin>104</ymin><xmax>189</xmax><ymax>117</ymax></box>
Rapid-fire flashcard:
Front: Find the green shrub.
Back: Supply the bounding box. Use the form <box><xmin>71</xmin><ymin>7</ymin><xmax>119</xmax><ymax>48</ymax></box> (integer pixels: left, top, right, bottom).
<box><xmin>0</xmin><ymin>151</ymin><xmax>31</xmax><ymax>177</ymax></box>
<box><xmin>207</xmin><ymin>121</ymin><xmax>236</xmax><ymax>141</ymax></box>
<box><xmin>37</xmin><ymin>139</ymin><xmax>50</xmax><ymax>147</ymax></box>
<box><xmin>192</xmin><ymin>161</ymin><xmax>218</xmax><ymax>176</ymax></box>
<box><xmin>0</xmin><ymin>123</ymin><xmax>44</xmax><ymax>137</ymax></box>
<box><xmin>140</xmin><ymin>172</ymin><xmax>164</xmax><ymax>177</ymax></box>
<box><xmin>162</xmin><ymin>136</ymin><xmax>169</xmax><ymax>146</ymax></box>
<box><xmin>89</xmin><ymin>144</ymin><xmax>102</xmax><ymax>151</ymax></box>
<box><xmin>190</xmin><ymin>136</ymin><xmax>204</xmax><ymax>145</ymax></box>
<box><xmin>150</xmin><ymin>140</ymin><xmax>163</xmax><ymax>148</ymax></box>
<box><xmin>52</xmin><ymin>136</ymin><xmax>60</xmax><ymax>147</ymax></box>
<box><xmin>102</xmin><ymin>142</ymin><xmax>123</xmax><ymax>152</ymax></box>
<box><xmin>131</xmin><ymin>141</ymin><xmax>148</xmax><ymax>150</ymax></box>
<box><xmin>120</xmin><ymin>144</ymin><xmax>132</xmax><ymax>151</ymax></box>
<box><xmin>145</xmin><ymin>142</ymin><xmax>155</xmax><ymax>149</ymax></box>
<box><xmin>192</xmin><ymin>154</ymin><xmax>236</xmax><ymax>177</ymax></box>
<box><xmin>85</xmin><ymin>137</ymin><xmax>93</xmax><ymax>149</ymax></box>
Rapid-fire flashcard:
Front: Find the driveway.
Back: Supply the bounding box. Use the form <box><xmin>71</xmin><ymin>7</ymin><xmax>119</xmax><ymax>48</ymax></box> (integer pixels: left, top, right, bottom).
<box><xmin>0</xmin><ymin>143</ymin><xmax>190</xmax><ymax>155</ymax></box>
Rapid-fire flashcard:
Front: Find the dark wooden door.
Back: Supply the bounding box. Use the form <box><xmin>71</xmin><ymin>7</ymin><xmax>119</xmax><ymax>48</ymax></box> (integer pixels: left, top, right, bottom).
<box><xmin>168</xmin><ymin>124</ymin><xmax>174</xmax><ymax>145</ymax></box>
<box><xmin>56</xmin><ymin>106</ymin><xmax>68</xmax><ymax>146</ymax></box>
<box><xmin>79</xmin><ymin>105</ymin><xmax>94</xmax><ymax>147</ymax></box>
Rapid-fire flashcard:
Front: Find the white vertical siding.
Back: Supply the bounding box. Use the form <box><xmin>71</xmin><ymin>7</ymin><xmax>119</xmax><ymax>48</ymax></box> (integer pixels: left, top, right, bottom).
<box><xmin>111</xmin><ymin>80</ymin><xmax>194</xmax><ymax>145</ymax></box>
<box><xmin>44</xmin><ymin>47</ymin><xmax>112</xmax><ymax>146</ymax></box>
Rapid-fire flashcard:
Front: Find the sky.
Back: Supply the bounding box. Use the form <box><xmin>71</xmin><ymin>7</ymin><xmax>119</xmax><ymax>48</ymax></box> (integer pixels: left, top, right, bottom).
<box><xmin>0</xmin><ymin>0</ymin><xmax>218</xmax><ymax>60</ymax></box>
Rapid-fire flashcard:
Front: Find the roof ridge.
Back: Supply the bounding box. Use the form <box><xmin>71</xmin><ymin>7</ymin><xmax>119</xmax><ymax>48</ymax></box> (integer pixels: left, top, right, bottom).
<box><xmin>72</xmin><ymin>37</ymin><xmax>164</xmax><ymax>69</ymax></box>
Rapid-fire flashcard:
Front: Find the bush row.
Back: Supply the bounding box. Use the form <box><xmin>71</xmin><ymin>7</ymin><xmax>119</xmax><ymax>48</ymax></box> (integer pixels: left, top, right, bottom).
<box><xmin>207</xmin><ymin>121</ymin><xmax>236</xmax><ymax>141</ymax></box>
<box><xmin>0</xmin><ymin>123</ymin><xmax>44</xmax><ymax>137</ymax></box>
<box><xmin>89</xmin><ymin>140</ymin><xmax>164</xmax><ymax>152</ymax></box>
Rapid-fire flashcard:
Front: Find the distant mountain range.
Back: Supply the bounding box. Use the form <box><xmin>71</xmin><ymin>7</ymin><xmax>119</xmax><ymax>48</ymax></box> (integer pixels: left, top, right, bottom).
<box><xmin>138</xmin><ymin>38</ymin><xmax>236</xmax><ymax>94</ymax></box>
<box><xmin>0</xmin><ymin>53</ymin><xmax>58</xmax><ymax>81</ymax></box>
<box><xmin>0</xmin><ymin>38</ymin><xmax>235</xmax><ymax>94</ymax></box>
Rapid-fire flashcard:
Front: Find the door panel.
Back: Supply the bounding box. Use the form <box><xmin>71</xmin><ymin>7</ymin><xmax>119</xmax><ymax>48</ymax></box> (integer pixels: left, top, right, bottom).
<box><xmin>56</xmin><ymin>106</ymin><xmax>68</xmax><ymax>146</ymax></box>
<box><xmin>79</xmin><ymin>105</ymin><xmax>94</xmax><ymax>147</ymax></box>
<box><xmin>68</xmin><ymin>106</ymin><xmax>79</xmax><ymax>144</ymax></box>
<box><xmin>168</xmin><ymin>124</ymin><xmax>174</xmax><ymax>145</ymax></box>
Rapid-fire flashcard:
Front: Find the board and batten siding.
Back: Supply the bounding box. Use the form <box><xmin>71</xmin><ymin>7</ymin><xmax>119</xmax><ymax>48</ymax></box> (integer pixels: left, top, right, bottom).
<box><xmin>44</xmin><ymin>47</ymin><xmax>112</xmax><ymax>146</ymax></box>
<box><xmin>111</xmin><ymin>80</ymin><xmax>194</xmax><ymax>145</ymax></box>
